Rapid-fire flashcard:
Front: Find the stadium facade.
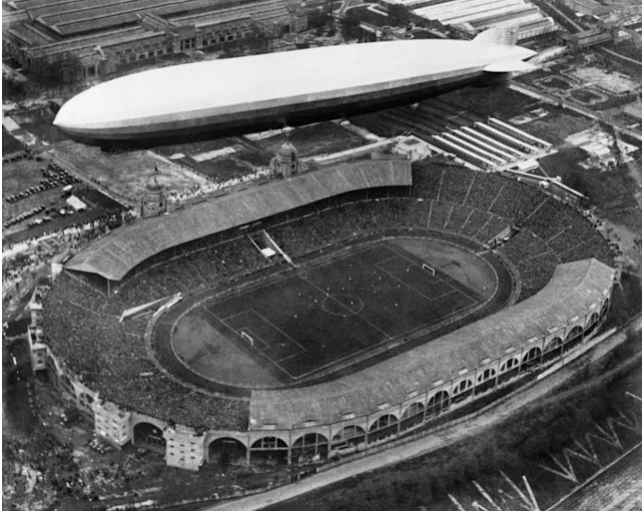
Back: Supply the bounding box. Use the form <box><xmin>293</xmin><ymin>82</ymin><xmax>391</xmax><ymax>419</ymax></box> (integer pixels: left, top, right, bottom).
<box><xmin>34</xmin><ymin>160</ymin><xmax>616</xmax><ymax>471</ymax></box>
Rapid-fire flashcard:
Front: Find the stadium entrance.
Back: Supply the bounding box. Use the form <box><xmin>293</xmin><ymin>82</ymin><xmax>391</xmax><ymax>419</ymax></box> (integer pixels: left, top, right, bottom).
<box><xmin>133</xmin><ymin>422</ymin><xmax>166</xmax><ymax>452</ymax></box>
<box><xmin>208</xmin><ymin>438</ymin><xmax>247</xmax><ymax>466</ymax></box>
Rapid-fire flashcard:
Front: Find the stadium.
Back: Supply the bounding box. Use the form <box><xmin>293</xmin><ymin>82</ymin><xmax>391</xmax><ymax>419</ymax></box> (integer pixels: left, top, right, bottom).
<box><xmin>38</xmin><ymin>158</ymin><xmax>615</xmax><ymax>471</ymax></box>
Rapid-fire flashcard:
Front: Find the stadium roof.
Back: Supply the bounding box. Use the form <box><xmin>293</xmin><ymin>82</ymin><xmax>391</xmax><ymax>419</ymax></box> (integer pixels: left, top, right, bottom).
<box><xmin>65</xmin><ymin>160</ymin><xmax>412</xmax><ymax>281</ymax></box>
<box><xmin>249</xmin><ymin>258</ymin><xmax>615</xmax><ymax>430</ymax></box>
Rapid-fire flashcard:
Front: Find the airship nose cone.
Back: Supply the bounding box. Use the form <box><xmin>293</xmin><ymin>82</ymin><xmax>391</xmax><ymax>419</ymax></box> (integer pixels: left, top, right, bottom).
<box><xmin>53</xmin><ymin>95</ymin><xmax>88</xmax><ymax>132</ymax></box>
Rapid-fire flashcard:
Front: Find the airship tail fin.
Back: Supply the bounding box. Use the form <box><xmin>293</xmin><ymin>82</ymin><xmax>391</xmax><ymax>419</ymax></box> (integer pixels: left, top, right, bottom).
<box><xmin>473</xmin><ymin>27</ymin><xmax>519</xmax><ymax>46</ymax></box>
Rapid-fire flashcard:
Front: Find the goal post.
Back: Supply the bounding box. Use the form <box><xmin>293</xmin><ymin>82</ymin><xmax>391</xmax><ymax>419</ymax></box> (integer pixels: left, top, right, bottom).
<box><xmin>240</xmin><ymin>330</ymin><xmax>254</xmax><ymax>348</ymax></box>
<box><xmin>422</xmin><ymin>263</ymin><xmax>436</xmax><ymax>276</ymax></box>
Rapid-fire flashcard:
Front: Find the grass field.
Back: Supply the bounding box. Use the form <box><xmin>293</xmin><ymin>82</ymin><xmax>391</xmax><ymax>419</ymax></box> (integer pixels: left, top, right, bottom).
<box><xmin>190</xmin><ymin>242</ymin><xmax>480</xmax><ymax>380</ymax></box>
<box><xmin>152</xmin><ymin>137</ymin><xmax>271</xmax><ymax>183</ymax></box>
<box><xmin>254</xmin><ymin>121</ymin><xmax>367</xmax><ymax>158</ymax></box>
<box><xmin>439</xmin><ymin>86</ymin><xmax>541</xmax><ymax>119</ymax></box>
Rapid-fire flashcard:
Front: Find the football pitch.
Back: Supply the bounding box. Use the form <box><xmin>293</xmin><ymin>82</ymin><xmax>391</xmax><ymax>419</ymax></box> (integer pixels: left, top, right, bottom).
<box><xmin>202</xmin><ymin>242</ymin><xmax>480</xmax><ymax>379</ymax></box>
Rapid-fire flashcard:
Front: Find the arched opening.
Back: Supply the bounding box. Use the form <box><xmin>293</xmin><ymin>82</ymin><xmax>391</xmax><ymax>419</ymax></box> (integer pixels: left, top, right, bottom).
<box><xmin>400</xmin><ymin>402</ymin><xmax>425</xmax><ymax>431</ymax></box>
<box><xmin>78</xmin><ymin>392</ymin><xmax>94</xmax><ymax>404</ymax></box>
<box><xmin>208</xmin><ymin>438</ymin><xmax>247</xmax><ymax>467</ymax></box>
<box><xmin>76</xmin><ymin>392</ymin><xmax>94</xmax><ymax>417</ymax></box>
<box><xmin>600</xmin><ymin>299</ymin><xmax>609</xmax><ymax>318</ymax></box>
<box><xmin>521</xmin><ymin>346</ymin><xmax>542</xmax><ymax>371</ymax></box>
<box><xmin>452</xmin><ymin>379</ymin><xmax>474</xmax><ymax>404</ymax></box>
<box><xmin>498</xmin><ymin>357</ymin><xmax>520</xmax><ymax>384</ymax></box>
<box><xmin>587</xmin><ymin>312</ymin><xmax>599</xmax><ymax>328</ymax></box>
<box><xmin>60</xmin><ymin>374</ymin><xmax>74</xmax><ymax>394</ymax></box>
<box><xmin>250</xmin><ymin>437</ymin><xmax>288</xmax><ymax>465</ymax></box>
<box><xmin>542</xmin><ymin>337</ymin><xmax>563</xmax><ymax>363</ymax></box>
<box><xmin>368</xmin><ymin>414</ymin><xmax>398</xmax><ymax>443</ymax></box>
<box><xmin>426</xmin><ymin>390</ymin><xmax>450</xmax><ymax>418</ymax></box>
<box><xmin>585</xmin><ymin>312</ymin><xmax>600</xmax><ymax>337</ymax></box>
<box><xmin>332</xmin><ymin>425</ymin><xmax>366</xmax><ymax>448</ymax></box>
<box><xmin>564</xmin><ymin>325</ymin><xmax>583</xmax><ymax>352</ymax></box>
<box><xmin>475</xmin><ymin>368</ymin><xmax>496</xmax><ymax>395</ymax></box>
<box><xmin>133</xmin><ymin>422</ymin><xmax>166</xmax><ymax>450</ymax></box>
<box><xmin>291</xmin><ymin>433</ymin><xmax>329</xmax><ymax>464</ymax></box>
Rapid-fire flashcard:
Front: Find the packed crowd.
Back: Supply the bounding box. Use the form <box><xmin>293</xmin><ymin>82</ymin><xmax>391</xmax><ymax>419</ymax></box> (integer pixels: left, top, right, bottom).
<box><xmin>104</xmin><ymin>236</ymin><xmax>275</xmax><ymax>314</ymax></box>
<box><xmin>411</xmin><ymin>161</ymin><xmax>613</xmax><ymax>300</ymax></box>
<box><xmin>165</xmin><ymin>167</ymin><xmax>273</xmax><ymax>207</ymax></box>
<box><xmin>3</xmin><ymin>428</ymin><xmax>98</xmax><ymax>507</ymax></box>
<box><xmin>40</xmin><ymin>160</ymin><xmax>613</xmax><ymax>432</ymax></box>
<box><xmin>42</xmin><ymin>275</ymin><xmax>250</xmax><ymax>431</ymax></box>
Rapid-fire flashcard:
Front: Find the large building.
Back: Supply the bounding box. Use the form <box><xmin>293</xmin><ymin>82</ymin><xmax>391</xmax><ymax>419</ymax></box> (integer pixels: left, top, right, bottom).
<box><xmin>2</xmin><ymin>0</ymin><xmax>307</xmax><ymax>81</ymax></box>
<box><xmin>379</xmin><ymin>0</ymin><xmax>557</xmax><ymax>41</ymax></box>
<box><xmin>33</xmin><ymin>160</ymin><xmax>616</xmax><ymax>471</ymax></box>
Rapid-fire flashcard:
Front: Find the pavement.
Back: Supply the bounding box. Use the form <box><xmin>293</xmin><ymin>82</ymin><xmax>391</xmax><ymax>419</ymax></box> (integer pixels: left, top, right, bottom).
<box><xmin>204</xmin><ymin>322</ymin><xmax>640</xmax><ymax>511</ymax></box>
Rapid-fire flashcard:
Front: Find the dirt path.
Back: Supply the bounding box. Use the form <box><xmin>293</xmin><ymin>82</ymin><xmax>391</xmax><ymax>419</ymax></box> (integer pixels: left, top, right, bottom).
<box><xmin>203</xmin><ymin>321</ymin><xmax>640</xmax><ymax>511</ymax></box>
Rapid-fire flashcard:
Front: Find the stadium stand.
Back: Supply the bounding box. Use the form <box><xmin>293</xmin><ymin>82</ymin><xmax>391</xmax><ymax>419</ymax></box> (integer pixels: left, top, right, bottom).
<box><xmin>65</xmin><ymin>161</ymin><xmax>411</xmax><ymax>282</ymax></box>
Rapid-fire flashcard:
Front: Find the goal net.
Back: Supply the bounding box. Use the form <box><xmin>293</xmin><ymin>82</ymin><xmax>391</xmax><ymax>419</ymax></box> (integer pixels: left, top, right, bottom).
<box><xmin>422</xmin><ymin>263</ymin><xmax>436</xmax><ymax>276</ymax></box>
<box><xmin>240</xmin><ymin>330</ymin><xmax>254</xmax><ymax>347</ymax></box>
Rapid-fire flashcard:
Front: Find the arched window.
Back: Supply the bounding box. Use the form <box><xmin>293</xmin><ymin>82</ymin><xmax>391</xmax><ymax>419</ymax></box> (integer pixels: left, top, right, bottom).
<box><xmin>600</xmin><ymin>299</ymin><xmax>610</xmax><ymax>317</ymax></box>
<box><xmin>250</xmin><ymin>437</ymin><xmax>287</xmax><ymax>450</ymax></box>
<box><xmin>291</xmin><ymin>433</ymin><xmax>329</xmax><ymax>463</ymax></box>
<box><xmin>544</xmin><ymin>337</ymin><xmax>563</xmax><ymax>352</ymax></box>
<box><xmin>368</xmin><ymin>414</ymin><xmax>399</xmax><ymax>443</ymax></box>
<box><xmin>564</xmin><ymin>325</ymin><xmax>583</xmax><ymax>352</ymax></box>
<box><xmin>400</xmin><ymin>402</ymin><xmax>425</xmax><ymax>431</ymax></box>
<box><xmin>477</xmin><ymin>368</ymin><xmax>496</xmax><ymax>383</ymax></box>
<box><xmin>543</xmin><ymin>337</ymin><xmax>563</xmax><ymax>363</ymax></box>
<box><xmin>521</xmin><ymin>346</ymin><xmax>542</xmax><ymax>370</ymax></box>
<box><xmin>565</xmin><ymin>325</ymin><xmax>583</xmax><ymax>342</ymax></box>
<box><xmin>500</xmin><ymin>357</ymin><xmax>519</xmax><ymax>373</ymax></box>
<box><xmin>369</xmin><ymin>414</ymin><xmax>398</xmax><ymax>432</ymax></box>
<box><xmin>78</xmin><ymin>392</ymin><xmax>94</xmax><ymax>404</ymax></box>
<box><xmin>401</xmin><ymin>402</ymin><xmax>424</xmax><ymax>419</ymax></box>
<box><xmin>453</xmin><ymin>379</ymin><xmax>474</xmax><ymax>395</ymax></box>
<box><xmin>426</xmin><ymin>390</ymin><xmax>450</xmax><ymax>417</ymax></box>
<box><xmin>250</xmin><ymin>437</ymin><xmax>288</xmax><ymax>465</ymax></box>
<box><xmin>332</xmin><ymin>426</ymin><xmax>366</xmax><ymax>446</ymax></box>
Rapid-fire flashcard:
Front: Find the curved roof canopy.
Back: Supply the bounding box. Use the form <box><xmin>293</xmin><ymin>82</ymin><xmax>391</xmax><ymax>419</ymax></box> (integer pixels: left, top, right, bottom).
<box><xmin>249</xmin><ymin>259</ymin><xmax>615</xmax><ymax>429</ymax></box>
<box><xmin>65</xmin><ymin>160</ymin><xmax>412</xmax><ymax>281</ymax></box>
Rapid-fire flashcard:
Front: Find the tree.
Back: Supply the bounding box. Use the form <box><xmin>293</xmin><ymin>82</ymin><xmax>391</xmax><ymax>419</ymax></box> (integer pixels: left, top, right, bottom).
<box><xmin>388</xmin><ymin>4</ymin><xmax>411</xmax><ymax>26</ymax></box>
<box><xmin>340</xmin><ymin>10</ymin><xmax>361</xmax><ymax>41</ymax></box>
<box><xmin>308</xmin><ymin>8</ymin><xmax>330</xmax><ymax>30</ymax></box>
<box><xmin>37</xmin><ymin>53</ymin><xmax>84</xmax><ymax>87</ymax></box>
<box><xmin>2</xmin><ymin>75</ymin><xmax>27</xmax><ymax>100</ymax></box>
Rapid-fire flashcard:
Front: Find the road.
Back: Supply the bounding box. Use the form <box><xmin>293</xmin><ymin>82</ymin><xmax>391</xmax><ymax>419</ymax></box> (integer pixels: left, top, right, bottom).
<box><xmin>202</xmin><ymin>321</ymin><xmax>640</xmax><ymax>511</ymax></box>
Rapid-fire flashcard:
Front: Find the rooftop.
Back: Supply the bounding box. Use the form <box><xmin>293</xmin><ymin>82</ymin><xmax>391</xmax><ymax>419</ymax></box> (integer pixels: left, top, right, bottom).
<box><xmin>65</xmin><ymin>160</ymin><xmax>412</xmax><ymax>281</ymax></box>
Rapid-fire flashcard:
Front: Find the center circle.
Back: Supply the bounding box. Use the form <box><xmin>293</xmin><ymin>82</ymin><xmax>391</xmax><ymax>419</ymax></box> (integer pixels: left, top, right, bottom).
<box><xmin>321</xmin><ymin>294</ymin><xmax>364</xmax><ymax>317</ymax></box>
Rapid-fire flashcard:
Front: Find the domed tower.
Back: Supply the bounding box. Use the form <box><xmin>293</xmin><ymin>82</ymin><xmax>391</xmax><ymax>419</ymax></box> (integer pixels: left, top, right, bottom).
<box><xmin>271</xmin><ymin>140</ymin><xmax>299</xmax><ymax>178</ymax></box>
<box><xmin>140</xmin><ymin>173</ymin><xmax>167</xmax><ymax>218</ymax></box>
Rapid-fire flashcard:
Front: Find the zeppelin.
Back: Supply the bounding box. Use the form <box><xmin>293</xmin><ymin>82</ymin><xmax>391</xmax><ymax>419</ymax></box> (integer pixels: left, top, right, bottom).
<box><xmin>53</xmin><ymin>28</ymin><xmax>536</xmax><ymax>147</ymax></box>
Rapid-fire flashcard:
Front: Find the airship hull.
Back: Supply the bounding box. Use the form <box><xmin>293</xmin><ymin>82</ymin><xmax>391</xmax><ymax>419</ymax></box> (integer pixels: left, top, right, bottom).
<box><xmin>59</xmin><ymin>71</ymin><xmax>481</xmax><ymax>147</ymax></box>
<box><xmin>54</xmin><ymin>38</ymin><xmax>535</xmax><ymax>148</ymax></box>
